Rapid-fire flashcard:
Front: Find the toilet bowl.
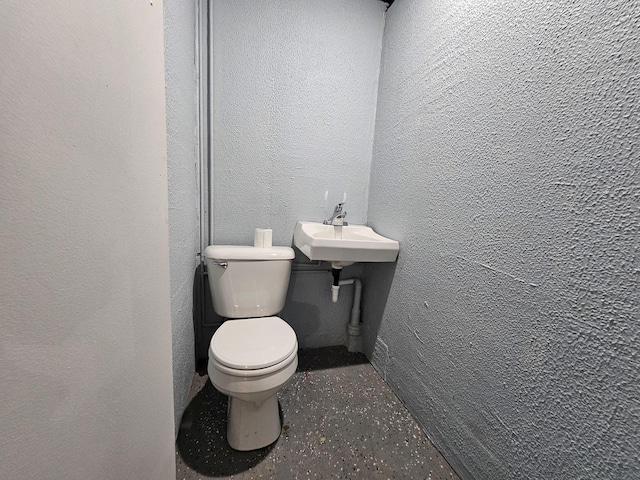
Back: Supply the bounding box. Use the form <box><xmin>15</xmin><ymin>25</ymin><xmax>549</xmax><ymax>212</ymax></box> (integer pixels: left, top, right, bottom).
<box><xmin>207</xmin><ymin>316</ymin><xmax>298</xmax><ymax>451</ymax></box>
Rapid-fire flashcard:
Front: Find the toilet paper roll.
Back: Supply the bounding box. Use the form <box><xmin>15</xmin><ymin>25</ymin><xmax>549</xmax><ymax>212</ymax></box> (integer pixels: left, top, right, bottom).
<box><xmin>254</xmin><ymin>228</ymin><xmax>272</xmax><ymax>248</ymax></box>
<box><xmin>263</xmin><ymin>229</ymin><xmax>272</xmax><ymax>248</ymax></box>
<box><xmin>254</xmin><ymin>228</ymin><xmax>264</xmax><ymax>248</ymax></box>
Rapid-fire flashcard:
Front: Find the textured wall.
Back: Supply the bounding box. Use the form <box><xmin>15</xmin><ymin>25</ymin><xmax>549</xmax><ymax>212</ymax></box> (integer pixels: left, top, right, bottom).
<box><xmin>210</xmin><ymin>0</ymin><xmax>386</xmax><ymax>347</ymax></box>
<box><xmin>365</xmin><ymin>1</ymin><xmax>640</xmax><ymax>478</ymax></box>
<box><xmin>0</xmin><ymin>1</ymin><xmax>176</xmax><ymax>478</ymax></box>
<box><xmin>164</xmin><ymin>0</ymin><xmax>198</xmax><ymax>436</ymax></box>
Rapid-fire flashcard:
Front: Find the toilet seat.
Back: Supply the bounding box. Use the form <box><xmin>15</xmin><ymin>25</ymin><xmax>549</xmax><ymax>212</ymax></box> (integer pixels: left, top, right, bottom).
<box><xmin>210</xmin><ymin>316</ymin><xmax>297</xmax><ymax>371</ymax></box>
<box><xmin>209</xmin><ymin>348</ymin><xmax>298</xmax><ymax>378</ymax></box>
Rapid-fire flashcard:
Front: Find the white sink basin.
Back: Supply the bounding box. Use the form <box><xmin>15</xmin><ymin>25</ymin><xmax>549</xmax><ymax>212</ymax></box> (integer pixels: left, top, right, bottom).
<box><xmin>293</xmin><ymin>221</ymin><xmax>399</xmax><ymax>264</ymax></box>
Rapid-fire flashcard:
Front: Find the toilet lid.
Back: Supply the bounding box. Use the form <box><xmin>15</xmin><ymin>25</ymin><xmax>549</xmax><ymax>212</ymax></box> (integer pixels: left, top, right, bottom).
<box><xmin>210</xmin><ymin>316</ymin><xmax>297</xmax><ymax>370</ymax></box>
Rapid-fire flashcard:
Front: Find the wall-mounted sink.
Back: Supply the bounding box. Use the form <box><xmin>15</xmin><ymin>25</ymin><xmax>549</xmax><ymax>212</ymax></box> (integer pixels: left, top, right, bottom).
<box><xmin>293</xmin><ymin>221</ymin><xmax>399</xmax><ymax>265</ymax></box>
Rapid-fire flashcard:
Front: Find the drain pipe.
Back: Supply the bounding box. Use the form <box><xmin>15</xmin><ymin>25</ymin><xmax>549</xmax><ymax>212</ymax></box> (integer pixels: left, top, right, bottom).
<box><xmin>331</xmin><ymin>268</ymin><xmax>342</xmax><ymax>303</ymax></box>
<box><xmin>333</xmin><ymin>277</ymin><xmax>363</xmax><ymax>353</ymax></box>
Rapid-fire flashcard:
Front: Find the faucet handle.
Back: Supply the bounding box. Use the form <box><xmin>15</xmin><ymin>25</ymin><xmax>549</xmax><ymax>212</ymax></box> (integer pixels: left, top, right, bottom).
<box><xmin>323</xmin><ymin>202</ymin><xmax>347</xmax><ymax>225</ymax></box>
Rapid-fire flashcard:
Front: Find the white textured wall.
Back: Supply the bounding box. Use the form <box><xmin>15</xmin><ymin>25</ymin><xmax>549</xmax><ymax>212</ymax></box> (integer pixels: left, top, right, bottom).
<box><xmin>365</xmin><ymin>1</ymin><xmax>640</xmax><ymax>478</ymax></box>
<box><xmin>164</xmin><ymin>0</ymin><xmax>198</xmax><ymax>436</ymax></box>
<box><xmin>0</xmin><ymin>1</ymin><xmax>176</xmax><ymax>478</ymax></box>
<box><xmin>210</xmin><ymin>0</ymin><xmax>386</xmax><ymax>347</ymax></box>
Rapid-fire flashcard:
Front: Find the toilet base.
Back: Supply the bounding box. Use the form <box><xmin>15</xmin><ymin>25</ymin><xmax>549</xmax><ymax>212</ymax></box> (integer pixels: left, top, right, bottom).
<box><xmin>227</xmin><ymin>394</ymin><xmax>281</xmax><ymax>451</ymax></box>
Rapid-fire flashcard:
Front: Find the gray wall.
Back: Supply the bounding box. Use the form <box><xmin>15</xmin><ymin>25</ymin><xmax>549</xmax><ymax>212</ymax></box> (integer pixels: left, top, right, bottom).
<box><xmin>364</xmin><ymin>1</ymin><xmax>640</xmax><ymax>479</ymax></box>
<box><xmin>164</xmin><ymin>0</ymin><xmax>199</xmax><ymax>436</ymax></box>
<box><xmin>0</xmin><ymin>1</ymin><xmax>176</xmax><ymax>477</ymax></box>
<box><xmin>210</xmin><ymin>0</ymin><xmax>386</xmax><ymax>347</ymax></box>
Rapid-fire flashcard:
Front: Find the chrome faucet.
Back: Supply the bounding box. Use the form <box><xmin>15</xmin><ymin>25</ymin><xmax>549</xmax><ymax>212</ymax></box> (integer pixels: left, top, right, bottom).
<box><xmin>323</xmin><ymin>202</ymin><xmax>348</xmax><ymax>226</ymax></box>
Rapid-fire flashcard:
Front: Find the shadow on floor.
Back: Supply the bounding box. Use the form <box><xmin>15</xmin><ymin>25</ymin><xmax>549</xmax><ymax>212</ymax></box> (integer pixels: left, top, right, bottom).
<box><xmin>296</xmin><ymin>345</ymin><xmax>368</xmax><ymax>372</ymax></box>
<box><xmin>178</xmin><ymin>347</ymin><xmax>368</xmax><ymax>477</ymax></box>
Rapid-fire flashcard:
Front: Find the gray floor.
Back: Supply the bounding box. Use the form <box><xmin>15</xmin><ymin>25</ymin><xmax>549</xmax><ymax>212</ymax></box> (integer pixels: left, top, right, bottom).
<box><xmin>176</xmin><ymin>347</ymin><xmax>459</xmax><ymax>479</ymax></box>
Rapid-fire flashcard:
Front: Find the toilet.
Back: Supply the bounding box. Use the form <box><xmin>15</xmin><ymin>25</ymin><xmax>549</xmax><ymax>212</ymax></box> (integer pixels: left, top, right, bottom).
<box><xmin>203</xmin><ymin>245</ymin><xmax>298</xmax><ymax>451</ymax></box>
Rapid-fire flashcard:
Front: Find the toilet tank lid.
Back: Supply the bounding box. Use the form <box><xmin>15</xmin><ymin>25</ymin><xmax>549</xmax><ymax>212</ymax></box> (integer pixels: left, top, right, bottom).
<box><xmin>204</xmin><ymin>245</ymin><xmax>294</xmax><ymax>261</ymax></box>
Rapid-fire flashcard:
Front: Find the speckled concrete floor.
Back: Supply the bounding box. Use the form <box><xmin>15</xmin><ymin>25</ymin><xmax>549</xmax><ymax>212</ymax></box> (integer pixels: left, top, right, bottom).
<box><xmin>176</xmin><ymin>346</ymin><xmax>459</xmax><ymax>479</ymax></box>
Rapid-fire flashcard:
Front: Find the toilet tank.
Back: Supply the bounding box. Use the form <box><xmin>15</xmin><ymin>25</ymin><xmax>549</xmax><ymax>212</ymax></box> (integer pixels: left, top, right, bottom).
<box><xmin>203</xmin><ymin>245</ymin><xmax>295</xmax><ymax>318</ymax></box>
